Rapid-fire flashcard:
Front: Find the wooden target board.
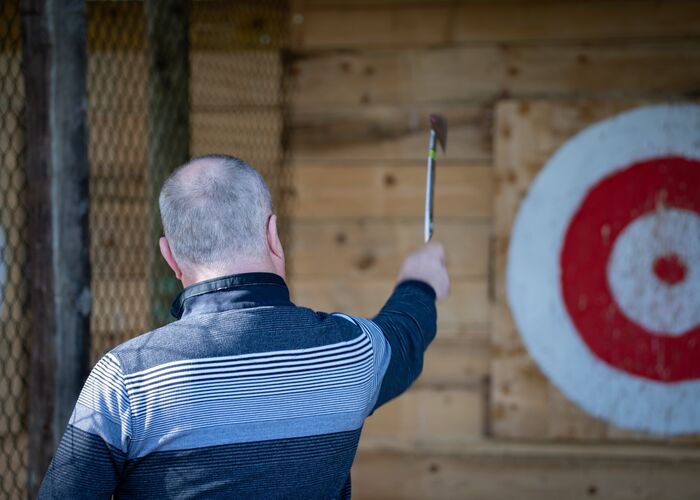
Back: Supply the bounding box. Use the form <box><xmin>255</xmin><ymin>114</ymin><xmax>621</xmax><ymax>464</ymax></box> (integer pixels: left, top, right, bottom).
<box><xmin>492</xmin><ymin>101</ymin><xmax>700</xmax><ymax>440</ymax></box>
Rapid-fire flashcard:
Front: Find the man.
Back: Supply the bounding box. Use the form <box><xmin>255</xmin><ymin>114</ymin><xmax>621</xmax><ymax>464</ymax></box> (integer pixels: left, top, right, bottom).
<box><xmin>39</xmin><ymin>154</ymin><xmax>450</xmax><ymax>499</ymax></box>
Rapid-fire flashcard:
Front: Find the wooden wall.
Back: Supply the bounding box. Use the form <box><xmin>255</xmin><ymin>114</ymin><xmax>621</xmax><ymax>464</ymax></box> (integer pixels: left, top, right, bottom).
<box><xmin>285</xmin><ymin>1</ymin><xmax>700</xmax><ymax>498</ymax></box>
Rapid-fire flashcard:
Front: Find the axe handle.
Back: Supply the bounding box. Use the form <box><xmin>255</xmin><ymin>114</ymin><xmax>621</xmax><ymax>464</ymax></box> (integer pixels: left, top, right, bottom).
<box><xmin>424</xmin><ymin>129</ymin><xmax>437</xmax><ymax>243</ymax></box>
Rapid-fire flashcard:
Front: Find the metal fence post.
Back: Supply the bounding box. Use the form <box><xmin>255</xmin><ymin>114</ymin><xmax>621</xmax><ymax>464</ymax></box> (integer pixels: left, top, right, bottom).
<box><xmin>21</xmin><ymin>0</ymin><xmax>90</xmax><ymax>495</ymax></box>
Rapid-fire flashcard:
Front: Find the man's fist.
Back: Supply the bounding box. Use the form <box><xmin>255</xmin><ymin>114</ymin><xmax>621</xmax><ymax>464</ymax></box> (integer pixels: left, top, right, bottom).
<box><xmin>396</xmin><ymin>242</ymin><xmax>450</xmax><ymax>301</ymax></box>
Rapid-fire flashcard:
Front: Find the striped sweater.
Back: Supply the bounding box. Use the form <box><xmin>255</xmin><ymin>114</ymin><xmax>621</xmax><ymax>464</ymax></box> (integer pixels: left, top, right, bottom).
<box><xmin>39</xmin><ymin>272</ymin><xmax>437</xmax><ymax>499</ymax></box>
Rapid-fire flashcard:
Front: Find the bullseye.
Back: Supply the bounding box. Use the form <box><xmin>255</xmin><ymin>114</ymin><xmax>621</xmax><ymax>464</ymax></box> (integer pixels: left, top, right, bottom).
<box><xmin>653</xmin><ymin>254</ymin><xmax>687</xmax><ymax>285</ymax></box>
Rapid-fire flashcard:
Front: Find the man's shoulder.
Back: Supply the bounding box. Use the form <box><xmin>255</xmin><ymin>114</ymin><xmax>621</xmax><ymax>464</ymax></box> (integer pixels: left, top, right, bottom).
<box><xmin>106</xmin><ymin>305</ymin><xmax>366</xmax><ymax>376</ymax></box>
<box><xmin>105</xmin><ymin>321</ymin><xmax>181</xmax><ymax>372</ymax></box>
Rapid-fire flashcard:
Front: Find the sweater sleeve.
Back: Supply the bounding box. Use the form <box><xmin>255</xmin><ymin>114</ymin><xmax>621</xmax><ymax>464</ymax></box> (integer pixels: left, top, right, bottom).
<box><xmin>370</xmin><ymin>279</ymin><xmax>437</xmax><ymax>410</ymax></box>
<box><xmin>39</xmin><ymin>354</ymin><xmax>131</xmax><ymax>499</ymax></box>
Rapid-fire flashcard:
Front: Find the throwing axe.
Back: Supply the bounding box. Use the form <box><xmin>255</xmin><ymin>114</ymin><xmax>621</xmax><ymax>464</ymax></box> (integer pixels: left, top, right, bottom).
<box><xmin>424</xmin><ymin>114</ymin><xmax>447</xmax><ymax>242</ymax></box>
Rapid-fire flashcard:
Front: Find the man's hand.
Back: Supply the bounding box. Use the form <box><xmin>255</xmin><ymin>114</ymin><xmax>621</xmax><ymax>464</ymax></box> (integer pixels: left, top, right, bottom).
<box><xmin>396</xmin><ymin>242</ymin><xmax>450</xmax><ymax>301</ymax></box>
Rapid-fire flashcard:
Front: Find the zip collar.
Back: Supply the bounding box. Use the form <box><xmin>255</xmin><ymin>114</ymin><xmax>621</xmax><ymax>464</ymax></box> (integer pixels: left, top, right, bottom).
<box><xmin>170</xmin><ymin>272</ymin><xmax>292</xmax><ymax>319</ymax></box>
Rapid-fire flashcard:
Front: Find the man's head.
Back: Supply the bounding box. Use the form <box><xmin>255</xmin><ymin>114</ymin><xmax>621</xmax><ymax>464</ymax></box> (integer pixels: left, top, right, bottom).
<box><xmin>158</xmin><ymin>154</ymin><xmax>285</xmax><ymax>286</ymax></box>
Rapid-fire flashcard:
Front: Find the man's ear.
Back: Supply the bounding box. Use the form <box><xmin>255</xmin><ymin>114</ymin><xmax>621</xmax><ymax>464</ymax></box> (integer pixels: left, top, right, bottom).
<box><xmin>159</xmin><ymin>237</ymin><xmax>183</xmax><ymax>281</ymax></box>
<box><xmin>266</xmin><ymin>214</ymin><xmax>285</xmax><ymax>276</ymax></box>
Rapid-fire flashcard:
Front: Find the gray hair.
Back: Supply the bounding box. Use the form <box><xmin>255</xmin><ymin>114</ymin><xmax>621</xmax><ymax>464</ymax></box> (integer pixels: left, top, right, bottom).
<box><xmin>159</xmin><ymin>154</ymin><xmax>273</xmax><ymax>270</ymax></box>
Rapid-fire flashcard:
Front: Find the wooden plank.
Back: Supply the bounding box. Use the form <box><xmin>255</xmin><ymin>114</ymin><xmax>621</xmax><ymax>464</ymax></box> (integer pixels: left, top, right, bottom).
<box><xmin>290</xmin><ymin>42</ymin><xmax>700</xmax><ymax>107</ymax></box>
<box><xmin>90</xmin><ymin>200</ymin><xmax>148</xmax><ymax>279</ymax></box>
<box><xmin>418</xmin><ymin>338</ymin><xmax>491</xmax><ymax>389</ymax></box>
<box><xmin>291</xmin><ymin>3</ymin><xmax>449</xmax><ymax>49</ymax></box>
<box><xmin>91</xmin><ymin>279</ymin><xmax>149</xmax><ymax>332</ymax></box>
<box><xmin>290</xmin><ymin>105</ymin><xmax>492</xmax><ymax>162</ymax></box>
<box><xmin>90</xmin><ymin>279</ymin><xmax>149</xmax><ymax>362</ymax></box>
<box><xmin>491</xmin><ymin>100</ymin><xmax>700</xmax><ymax>443</ymax></box>
<box><xmin>190</xmin><ymin>0</ymin><xmax>287</xmax><ymax>51</ymax></box>
<box><xmin>0</xmin><ymin>54</ymin><xmax>24</xmax><ymax>110</ymax></box>
<box><xmin>287</xmin><ymin>218</ymin><xmax>490</xmax><ymax>280</ymax></box>
<box><xmin>191</xmin><ymin>51</ymin><xmax>281</xmax><ymax>109</ymax></box>
<box><xmin>90</xmin><ymin>50</ymin><xmax>282</xmax><ymax>110</ymax></box>
<box><xmin>0</xmin><ymin>80</ymin><xmax>29</xmax><ymax>440</ymax></box>
<box><xmin>91</xmin><ymin>279</ymin><xmax>149</xmax><ymax>338</ymax></box>
<box><xmin>361</xmin><ymin>385</ymin><xmax>485</xmax><ymax>447</ymax></box>
<box><xmin>90</xmin><ymin>173</ymin><xmax>146</xmax><ymax>201</ymax></box>
<box><xmin>191</xmin><ymin>111</ymin><xmax>283</xmax><ymax>172</ymax></box>
<box><xmin>0</xmin><ymin>324</ymin><xmax>28</xmax><ymax>436</ymax></box>
<box><xmin>351</xmin><ymin>445</ymin><xmax>700</xmax><ymax>500</ymax></box>
<box><xmin>88</xmin><ymin>111</ymin><xmax>281</xmax><ymax>172</ymax></box>
<box><xmin>88</xmin><ymin>112</ymin><xmax>147</xmax><ymax>168</ymax></box>
<box><xmin>87</xmin><ymin>52</ymin><xmax>147</xmax><ymax>112</ymax></box>
<box><xmin>290</xmin><ymin>163</ymin><xmax>492</xmax><ymax>219</ymax></box>
<box><xmin>91</xmin><ymin>61</ymin><xmax>283</xmax><ymax>166</ymax></box>
<box><xmin>289</xmin><ymin>278</ymin><xmax>490</xmax><ymax>339</ymax></box>
<box><xmin>191</xmin><ymin>111</ymin><xmax>287</xmax><ymax>209</ymax></box>
<box><xmin>89</xmin><ymin>50</ymin><xmax>282</xmax><ymax>113</ymax></box>
<box><xmin>490</xmin><ymin>343</ymin><xmax>552</xmax><ymax>438</ymax></box>
<box><xmin>0</xmin><ymin>433</ymin><xmax>27</xmax><ymax>498</ymax></box>
<box><xmin>86</xmin><ymin>1</ymin><xmax>145</xmax><ymax>52</ymax></box>
<box><xmin>292</xmin><ymin>1</ymin><xmax>700</xmax><ymax>49</ymax></box>
<box><xmin>90</xmin><ymin>161</ymin><xmax>147</xmax><ymax>179</ymax></box>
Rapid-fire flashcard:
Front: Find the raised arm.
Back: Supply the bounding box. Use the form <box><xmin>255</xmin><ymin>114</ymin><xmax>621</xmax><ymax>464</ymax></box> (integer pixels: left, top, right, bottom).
<box><xmin>371</xmin><ymin>243</ymin><xmax>450</xmax><ymax>410</ymax></box>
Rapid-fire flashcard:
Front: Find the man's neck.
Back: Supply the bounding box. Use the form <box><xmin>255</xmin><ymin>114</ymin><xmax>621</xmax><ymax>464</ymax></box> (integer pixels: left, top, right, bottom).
<box><xmin>182</xmin><ymin>260</ymin><xmax>283</xmax><ymax>288</ymax></box>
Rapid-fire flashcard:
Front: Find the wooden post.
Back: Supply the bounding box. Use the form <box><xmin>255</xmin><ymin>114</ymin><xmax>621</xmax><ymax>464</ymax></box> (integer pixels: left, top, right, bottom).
<box><xmin>21</xmin><ymin>0</ymin><xmax>90</xmax><ymax>496</ymax></box>
<box><xmin>145</xmin><ymin>0</ymin><xmax>190</xmax><ymax>328</ymax></box>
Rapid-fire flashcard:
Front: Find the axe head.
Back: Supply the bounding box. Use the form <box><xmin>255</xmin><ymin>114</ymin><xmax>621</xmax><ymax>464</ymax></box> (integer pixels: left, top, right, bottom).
<box><xmin>429</xmin><ymin>114</ymin><xmax>447</xmax><ymax>153</ymax></box>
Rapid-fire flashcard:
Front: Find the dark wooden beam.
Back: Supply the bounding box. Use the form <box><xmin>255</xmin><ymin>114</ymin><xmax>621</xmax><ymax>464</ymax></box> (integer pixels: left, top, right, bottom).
<box><xmin>21</xmin><ymin>0</ymin><xmax>91</xmax><ymax>495</ymax></box>
<box><xmin>145</xmin><ymin>0</ymin><xmax>191</xmax><ymax>328</ymax></box>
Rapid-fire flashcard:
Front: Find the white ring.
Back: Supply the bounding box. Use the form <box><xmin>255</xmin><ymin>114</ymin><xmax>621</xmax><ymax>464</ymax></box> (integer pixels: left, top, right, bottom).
<box><xmin>607</xmin><ymin>208</ymin><xmax>700</xmax><ymax>335</ymax></box>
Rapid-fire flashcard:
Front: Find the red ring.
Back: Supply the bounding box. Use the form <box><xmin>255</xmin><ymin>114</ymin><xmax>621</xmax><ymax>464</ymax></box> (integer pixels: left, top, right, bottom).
<box><xmin>560</xmin><ymin>156</ymin><xmax>700</xmax><ymax>382</ymax></box>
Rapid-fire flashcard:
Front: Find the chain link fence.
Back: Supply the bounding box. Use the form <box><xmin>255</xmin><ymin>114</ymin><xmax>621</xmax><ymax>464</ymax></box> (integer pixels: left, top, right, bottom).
<box><xmin>88</xmin><ymin>0</ymin><xmax>291</xmax><ymax>362</ymax></box>
<box><xmin>88</xmin><ymin>0</ymin><xmax>151</xmax><ymax>363</ymax></box>
<box><xmin>0</xmin><ymin>0</ymin><xmax>290</xmax><ymax>495</ymax></box>
<box><xmin>0</xmin><ymin>0</ymin><xmax>29</xmax><ymax>497</ymax></box>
